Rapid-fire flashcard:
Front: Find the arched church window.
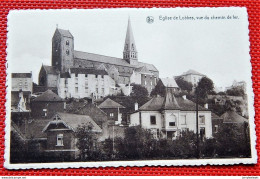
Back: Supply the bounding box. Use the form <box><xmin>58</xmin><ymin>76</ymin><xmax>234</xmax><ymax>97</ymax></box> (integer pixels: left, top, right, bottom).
<box><xmin>66</xmin><ymin>49</ymin><xmax>70</xmax><ymax>55</ymax></box>
<box><xmin>66</xmin><ymin>40</ymin><xmax>69</xmax><ymax>46</ymax></box>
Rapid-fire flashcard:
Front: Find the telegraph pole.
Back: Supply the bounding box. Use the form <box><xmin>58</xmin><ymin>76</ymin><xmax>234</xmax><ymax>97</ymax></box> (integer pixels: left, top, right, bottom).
<box><xmin>196</xmin><ymin>94</ymin><xmax>200</xmax><ymax>159</ymax></box>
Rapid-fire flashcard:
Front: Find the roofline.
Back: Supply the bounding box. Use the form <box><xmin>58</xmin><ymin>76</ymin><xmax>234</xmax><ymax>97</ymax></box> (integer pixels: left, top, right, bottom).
<box><xmin>74</xmin><ymin>50</ymin><xmax>159</xmax><ymax>72</ymax></box>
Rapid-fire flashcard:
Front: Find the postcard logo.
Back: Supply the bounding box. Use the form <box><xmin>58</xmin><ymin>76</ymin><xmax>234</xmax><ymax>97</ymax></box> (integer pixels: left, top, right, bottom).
<box><xmin>146</xmin><ymin>16</ymin><xmax>154</xmax><ymax>24</ymax></box>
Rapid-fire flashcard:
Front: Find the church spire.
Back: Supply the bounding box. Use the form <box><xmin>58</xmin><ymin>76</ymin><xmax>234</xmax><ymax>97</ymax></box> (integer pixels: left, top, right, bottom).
<box><xmin>123</xmin><ymin>17</ymin><xmax>138</xmax><ymax>65</ymax></box>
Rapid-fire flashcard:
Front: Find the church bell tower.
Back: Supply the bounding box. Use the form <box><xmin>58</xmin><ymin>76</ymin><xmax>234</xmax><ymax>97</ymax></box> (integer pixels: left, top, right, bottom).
<box><xmin>52</xmin><ymin>27</ymin><xmax>74</xmax><ymax>73</ymax></box>
<box><xmin>123</xmin><ymin>18</ymin><xmax>138</xmax><ymax>66</ymax></box>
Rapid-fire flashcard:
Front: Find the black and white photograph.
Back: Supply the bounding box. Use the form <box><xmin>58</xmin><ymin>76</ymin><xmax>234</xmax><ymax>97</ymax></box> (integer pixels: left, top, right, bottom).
<box><xmin>5</xmin><ymin>8</ymin><xmax>256</xmax><ymax>169</ymax></box>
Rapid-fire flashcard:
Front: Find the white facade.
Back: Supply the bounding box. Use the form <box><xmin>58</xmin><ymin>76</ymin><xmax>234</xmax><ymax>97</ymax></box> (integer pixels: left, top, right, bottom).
<box><xmin>181</xmin><ymin>74</ymin><xmax>204</xmax><ymax>86</ymax></box>
<box><xmin>130</xmin><ymin>110</ymin><xmax>212</xmax><ymax>139</ymax></box>
<box><xmin>57</xmin><ymin>73</ymin><xmax>116</xmax><ymax>99</ymax></box>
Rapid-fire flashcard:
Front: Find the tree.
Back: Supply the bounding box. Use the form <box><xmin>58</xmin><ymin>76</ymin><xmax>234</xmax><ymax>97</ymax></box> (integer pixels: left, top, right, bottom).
<box><xmin>226</xmin><ymin>86</ymin><xmax>245</xmax><ymax>96</ymax></box>
<box><xmin>171</xmin><ymin>130</ymin><xmax>197</xmax><ymax>158</ymax></box>
<box><xmin>175</xmin><ymin>77</ymin><xmax>193</xmax><ymax>92</ymax></box>
<box><xmin>130</xmin><ymin>84</ymin><xmax>149</xmax><ymax>98</ymax></box>
<box><xmin>116</xmin><ymin>126</ymin><xmax>157</xmax><ymax>159</ymax></box>
<box><xmin>150</xmin><ymin>80</ymin><xmax>166</xmax><ymax>97</ymax></box>
<box><xmin>214</xmin><ymin>123</ymin><xmax>251</xmax><ymax>157</ymax></box>
<box><xmin>75</xmin><ymin>124</ymin><xmax>99</xmax><ymax>161</ymax></box>
<box><xmin>195</xmin><ymin>77</ymin><xmax>214</xmax><ymax>101</ymax></box>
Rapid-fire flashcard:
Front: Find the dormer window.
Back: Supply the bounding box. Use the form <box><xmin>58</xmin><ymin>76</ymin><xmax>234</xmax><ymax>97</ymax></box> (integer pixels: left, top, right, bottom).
<box><xmin>66</xmin><ymin>40</ymin><xmax>69</xmax><ymax>46</ymax></box>
<box><xmin>66</xmin><ymin>49</ymin><xmax>69</xmax><ymax>55</ymax></box>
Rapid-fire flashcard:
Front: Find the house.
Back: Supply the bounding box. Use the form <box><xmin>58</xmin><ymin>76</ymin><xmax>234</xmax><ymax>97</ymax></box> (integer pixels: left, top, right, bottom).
<box><xmin>42</xmin><ymin>112</ymin><xmax>102</xmax><ymax>160</ymax></box>
<box><xmin>38</xmin><ymin>18</ymin><xmax>159</xmax><ymax>99</ymax></box>
<box><xmin>30</xmin><ymin>90</ymin><xmax>65</xmax><ymax>118</ymax></box>
<box><xmin>66</xmin><ymin>100</ymin><xmax>112</xmax><ymax>140</ymax></box>
<box><xmin>221</xmin><ymin>111</ymin><xmax>248</xmax><ymax>124</ymax></box>
<box><xmin>98</xmin><ymin>98</ymin><xmax>126</xmax><ymax>125</ymax></box>
<box><xmin>130</xmin><ymin>89</ymin><xmax>212</xmax><ymax>140</ymax></box>
<box><xmin>211</xmin><ymin>112</ymin><xmax>223</xmax><ymax>134</ymax></box>
<box><xmin>11</xmin><ymin>73</ymin><xmax>33</xmax><ymax>112</ymax></box>
<box><xmin>152</xmin><ymin>78</ymin><xmax>180</xmax><ymax>96</ymax></box>
<box><xmin>177</xmin><ymin>69</ymin><xmax>205</xmax><ymax>86</ymax></box>
<box><xmin>57</xmin><ymin>68</ymin><xmax>116</xmax><ymax>99</ymax></box>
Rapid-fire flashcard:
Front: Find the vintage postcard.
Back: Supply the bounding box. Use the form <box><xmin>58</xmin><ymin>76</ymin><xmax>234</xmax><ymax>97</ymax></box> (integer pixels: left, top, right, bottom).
<box><xmin>5</xmin><ymin>7</ymin><xmax>256</xmax><ymax>169</ymax></box>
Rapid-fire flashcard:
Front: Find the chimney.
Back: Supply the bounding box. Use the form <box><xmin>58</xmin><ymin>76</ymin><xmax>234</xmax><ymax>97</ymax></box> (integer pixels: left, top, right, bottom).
<box><xmin>182</xmin><ymin>95</ymin><xmax>187</xmax><ymax>100</ymax></box>
<box><xmin>135</xmin><ymin>102</ymin><xmax>138</xmax><ymax>111</ymax></box>
<box><xmin>204</xmin><ymin>103</ymin><xmax>208</xmax><ymax>109</ymax></box>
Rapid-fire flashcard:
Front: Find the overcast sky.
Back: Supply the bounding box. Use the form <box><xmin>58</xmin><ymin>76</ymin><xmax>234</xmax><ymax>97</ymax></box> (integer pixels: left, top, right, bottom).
<box><xmin>7</xmin><ymin>8</ymin><xmax>251</xmax><ymax>89</ymax></box>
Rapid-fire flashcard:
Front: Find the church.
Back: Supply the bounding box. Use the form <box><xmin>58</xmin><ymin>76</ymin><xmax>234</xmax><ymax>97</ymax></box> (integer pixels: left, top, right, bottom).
<box><xmin>38</xmin><ymin>18</ymin><xmax>159</xmax><ymax>99</ymax></box>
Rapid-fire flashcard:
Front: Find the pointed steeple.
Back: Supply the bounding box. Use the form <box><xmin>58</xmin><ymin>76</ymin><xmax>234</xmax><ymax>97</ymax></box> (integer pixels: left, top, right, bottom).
<box><xmin>123</xmin><ymin>17</ymin><xmax>138</xmax><ymax>65</ymax></box>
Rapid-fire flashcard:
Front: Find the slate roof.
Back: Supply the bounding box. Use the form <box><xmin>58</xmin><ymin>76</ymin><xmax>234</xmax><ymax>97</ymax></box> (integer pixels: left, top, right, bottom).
<box><xmin>60</xmin><ymin>72</ymin><xmax>71</xmax><ymax>78</ymax></box>
<box><xmin>70</xmin><ymin>67</ymin><xmax>108</xmax><ymax>75</ymax></box>
<box><xmin>139</xmin><ymin>92</ymin><xmax>209</xmax><ymax>111</ymax></box>
<box><xmin>74</xmin><ymin>50</ymin><xmax>158</xmax><ymax>72</ymax></box>
<box><xmin>98</xmin><ymin>98</ymin><xmax>125</xmax><ymax>109</ymax></box>
<box><xmin>66</xmin><ymin>101</ymin><xmax>107</xmax><ymax>128</ymax></box>
<box><xmin>181</xmin><ymin>69</ymin><xmax>205</xmax><ymax>76</ymax></box>
<box><xmin>160</xmin><ymin>78</ymin><xmax>179</xmax><ymax>88</ymax></box>
<box><xmin>42</xmin><ymin>65</ymin><xmax>58</xmax><ymax>75</ymax></box>
<box><xmin>124</xmin><ymin>18</ymin><xmax>137</xmax><ymax>52</ymax></box>
<box><xmin>57</xmin><ymin>28</ymin><xmax>73</xmax><ymax>38</ymax></box>
<box><xmin>221</xmin><ymin>111</ymin><xmax>248</xmax><ymax>123</ymax></box>
<box><xmin>12</xmin><ymin>119</ymin><xmax>51</xmax><ymax>140</ymax></box>
<box><xmin>12</xmin><ymin>73</ymin><xmax>32</xmax><ymax>78</ymax></box>
<box><xmin>32</xmin><ymin>90</ymin><xmax>63</xmax><ymax>102</ymax></box>
<box><xmin>45</xmin><ymin>112</ymin><xmax>102</xmax><ymax>132</ymax></box>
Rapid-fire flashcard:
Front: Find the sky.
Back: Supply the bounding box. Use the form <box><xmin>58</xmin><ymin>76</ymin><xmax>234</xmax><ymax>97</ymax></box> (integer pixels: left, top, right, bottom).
<box><xmin>7</xmin><ymin>8</ymin><xmax>251</xmax><ymax>89</ymax></box>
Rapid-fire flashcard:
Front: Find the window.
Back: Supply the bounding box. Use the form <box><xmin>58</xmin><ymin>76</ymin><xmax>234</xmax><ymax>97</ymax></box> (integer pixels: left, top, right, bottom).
<box><xmin>66</xmin><ymin>49</ymin><xmax>69</xmax><ymax>55</ymax></box>
<box><xmin>144</xmin><ymin>81</ymin><xmax>147</xmax><ymax>85</ymax></box>
<box><xmin>56</xmin><ymin>134</ymin><xmax>64</xmax><ymax>146</ymax></box>
<box><xmin>85</xmin><ymin>87</ymin><xmax>88</xmax><ymax>93</ymax></box>
<box><xmin>199</xmin><ymin>115</ymin><xmax>205</xmax><ymax>124</ymax></box>
<box><xmin>101</xmin><ymin>75</ymin><xmax>104</xmax><ymax>79</ymax></box>
<box><xmin>95</xmin><ymin>75</ymin><xmax>98</xmax><ymax>78</ymax></box>
<box><xmin>150</xmin><ymin>81</ymin><xmax>153</xmax><ymax>86</ymax></box>
<box><xmin>75</xmin><ymin>87</ymin><xmax>78</xmax><ymax>93</ymax></box>
<box><xmin>85</xmin><ymin>74</ymin><xmax>88</xmax><ymax>78</ymax></box>
<box><xmin>169</xmin><ymin>122</ymin><xmax>176</xmax><ymax>126</ymax></box>
<box><xmin>214</xmin><ymin>125</ymin><xmax>218</xmax><ymax>133</ymax></box>
<box><xmin>180</xmin><ymin>115</ymin><xmax>186</xmax><ymax>125</ymax></box>
<box><xmin>75</xmin><ymin>74</ymin><xmax>78</xmax><ymax>77</ymax></box>
<box><xmin>102</xmin><ymin>88</ymin><xmax>104</xmax><ymax>94</ymax></box>
<box><xmin>150</xmin><ymin>116</ymin><xmax>156</xmax><ymax>125</ymax></box>
<box><xmin>110</xmin><ymin>113</ymin><xmax>114</xmax><ymax>117</ymax></box>
<box><xmin>200</xmin><ymin>127</ymin><xmax>206</xmax><ymax>140</ymax></box>
<box><xmin>96</xmin><ymin>88</ymin><xmax>98</xmax><ymax>93</ymax></box>
<box><xmin>66</xmin><ymin>40</ymin><xmax>69</xmax><ymax>46</ymax></box>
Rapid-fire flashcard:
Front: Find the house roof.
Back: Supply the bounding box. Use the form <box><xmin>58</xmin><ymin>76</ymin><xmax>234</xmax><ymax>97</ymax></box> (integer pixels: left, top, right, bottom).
<box><xmin>57</xmin><ymin>28</ymin><xmax>73</xmax><ymax>38</ymax></box>
<box><xmin>32</xmin><ymin>90</ymin><xmax>64</xmax><ymax>102</ymax></box>
<box><xmin>98</xmin><ymin>98</ymin><xmax>125</xmax><ymax>109</ymax></box>
<box><xmin>211</xmin><ymin>112</ymin><xmax>222</xmax><ymax>119</ymax></box>
<box><xmin>12</xmin><ymin>118</ymin><xmax>51</xmax><ymax>140</ymax></box>
<box><xmin>139</xmin><ymin>92</ymin><xmax>209</xmax><ymax>111</ymax></box>
<box><xmin>43</xmin><ymin>112</ymin><xmax>102</xmax><ymax>132</ymax></box>
<box><xmin>160</xmin><ymin>78</ymin><xmax>179</xmax><ymax>88</ymax></box>
<box><xmin>66</xmin><ymin>101</ymin><xmax>107</xmax><ymax>128</ymax></box>
<box><xmin>12</xmin><ymin>73</ymin><xmax>32</xmax><ymax>78</ymax></box>
<box><xmin>74</xmin><ymin>50</ymin><xmax>158</xmax><ymax>72</ymax></box>
<box><xmin>70</xmin><ymin>67</ymin><xmax>108</xmax><ymax>76</ymax></box>
<box><xmin>42</xmin><ymin>65</ymin><xmax>58</xmax><ymax>75</ymax></box>
<box><xmin>181</xmin><ymin>69</ymin><xmax>205</xmax><ymax>76</ymax></box>
<box><xmin>221</xmin><ymin>111</ymin><xmax>248</xmax><ymax>123</ymax></box>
